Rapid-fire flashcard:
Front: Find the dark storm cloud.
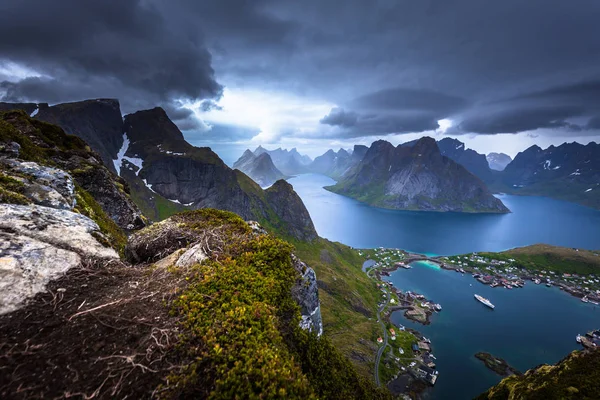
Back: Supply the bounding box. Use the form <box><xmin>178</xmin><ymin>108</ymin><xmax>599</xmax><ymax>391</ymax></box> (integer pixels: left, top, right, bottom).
<box><xmin>320</xmin><ymin>87</ymin><xmax>467</xmax><ymax>135</ymax></box>
<box><xmin>587</xmin><ymin>116</ymin><xmax>600</xmax><ymax>130</ymax></box>
<box><xmin>349</xmin><ymin>89</ymin><xmax>467</xmax><ymax>115</ymax></box>
<box><xmin>457</xmin><ymin>79</ymin><xmax>600</xmax><ymax>135</ymax></box>
<box><xmin>458</xmin><ymin>105</ymin><xmax>585</xmax><ymax>134</ymax></box>
<box><xmin>320</xmin><ymin>108</ymin><xmax>358</xmax><ymax>127</ymax></box>
<box><xmin>0</xmin><ymin>0</ymin><xmax>221</xmax><ymax>113</ymax></box>
<box><xmin>2</xmin><ymin>0</ymin><xmax>600</xmax><ymax>139</ymax></box>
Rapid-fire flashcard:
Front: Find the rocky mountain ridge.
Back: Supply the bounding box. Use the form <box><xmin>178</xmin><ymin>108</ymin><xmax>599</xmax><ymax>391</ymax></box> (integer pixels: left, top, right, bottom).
<box><xmin>233</xmin><ymin>149</ymin><xmax>287</xmax><ymax>187</ymax></box>
<box><xmin>499</xmin><ymin>141</ymin><xmax>600</xmax><ymax>209</ymax></box>
<box><xmin>254</xmin><ymin>145</ymin><xmax>312</xmax><ymax>175</ymax></box>
<box><xmin>487</xmin><ymin>152</ymin><xmax>512</xmax><ymax>171</ymax></box>
<box><xmin>327</xmin><ymin>137</ymin><xmax>509</xmax><ymax>213</ymax></box>
<box><xmin>437</xmin><ymin>137</ymin><xmax>495</xmax><ymax>183</ymax></box>
<box><xmin>1</xmin><ymin>100</ymin><xmax>318</xmax><ymax>241</ymax></box>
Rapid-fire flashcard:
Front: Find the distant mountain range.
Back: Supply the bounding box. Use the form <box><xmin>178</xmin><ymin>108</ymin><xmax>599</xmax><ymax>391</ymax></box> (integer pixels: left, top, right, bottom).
<box><xmin>499</xmin><ymin>141</ymin><xmax>600</xmax><ymax>209</ymax></box>
<box><xmin>254</xmin><ymin>145</ymin><xmax>312</xmax><ymax>175</ymax></box>
<box><xmin>326</xmin><ymin>137</ymin><xmax>509</xmax><ymax>213</ymax></box>
<box><xmin>1</xmin><ymin>100</ymin><xmax>317</xmax><ymax>241</ymax></box>
<box><xmin>233</xmin><ymin>150</ymin><xmax>287</xmax><ymax>187</ymax></box>
<box><xmin>486</xmin><ymin>152</ymin><xmax>512</xmax><ymax>171</ymax></box>
<box><xmin>310</xmin><ymin>145</ymin><xmax>368</xmax><ymax>179</ymax></box>
<box><xmin>313</xmin><ymin>137</ymin><xmax>600</xmax><ymax>211</ymax></box>
<box><xmin>437</xmin><ymin>137</ymin><xmax>495</xmax><ymax>184</ymax></box>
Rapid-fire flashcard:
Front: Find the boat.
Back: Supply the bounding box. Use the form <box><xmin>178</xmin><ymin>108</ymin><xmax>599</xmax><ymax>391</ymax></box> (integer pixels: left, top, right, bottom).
<box><xmin>590</xmin><ymin>300</ymin><xmax>599</xmax><ymax>305</ymax></box>
<box><xmin>534</xmin><ymin>279</ymin><xmax>541</xmax><ymax>284</ymax></box>
<box><xmin>576</xmin><ymin>334</ymin><xmax>582</xmax><ymax>343</ymax></box>
<box><xmin>474</xmin><ymin>294</ymin><xmax>495</xmax><ymax>309</ymax></box>
<box><xmin>433</xmin><ymin>303</ymin><xmax>442</xmax><ymax>311</ymax></box>
<box><xmin>546</xmin><ymin>283</ymin><xmax>552</xmax><ymax>287</ymax></box>
<box><xmin>582</xmin><ymin>296</ymin><xmax>589</xmax><ymax>303</ymax></box>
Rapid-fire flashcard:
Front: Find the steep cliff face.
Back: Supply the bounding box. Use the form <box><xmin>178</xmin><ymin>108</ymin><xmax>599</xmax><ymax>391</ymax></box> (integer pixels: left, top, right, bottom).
<box><xmin>501</xmin><ymin>142</ymin><xmax>600</xmax><ymax>209</ymax></box>
<box><xmin>476</xmin><ymin>349</ymin><xmax>600</xmax><ymax>400</ymax></box>
<box><xmin>3</xmin><ymin>100</ymin><xmax>317</xmax><ymax>241</ymax></box>
<box><xmin>265</xmin><ymin>180</ymin><xmax>318</xmax><ymax>242</ymax></box>
<box><xmin>35</xmin><ymin>99</ymin><xmax>125</xmax><ymax>175</ymax></box>
<box><xmin>0</xmin><ymin>110</ymin><xmax>145</xmax><ymax>234</ymax></box>
<box><xmin>487</xmin><ymin>152</ymin><xmax>512</xmax><ymax>171</ymax></box>
<box><xmin>233</xmin><ymin>149</ymin><xmax>287</xmax><ymax>187</ymax></box>
<box><xmin>329</xmin><ymin>137</ymin><xmax>509</xmax><ymax>213</ymax></box>
<box><xmin>437</xmin><ymin>137</ymin><xmax>495</xmax><ymax>183</ymax></box>
<box><xmin>117</xmin><ymin>107</ymin><xmax>317</xmax><ymax>240</ymax></box>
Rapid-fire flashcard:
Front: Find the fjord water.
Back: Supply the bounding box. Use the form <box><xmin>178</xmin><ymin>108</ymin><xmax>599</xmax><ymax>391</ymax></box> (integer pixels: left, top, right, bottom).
<box><xmin>288</xmin><ymin>173</ymin><xmax>600</xmax><ymax>398</ymax></box>
<box><xmin>288</xmin><ymin>173</ymin><xmax>600</xmax><ymax>254</ymax></box>
<box><xmin>384</xmin><ymin>262</ymin><xmax>600</xmax><ymax>399</ymax></box>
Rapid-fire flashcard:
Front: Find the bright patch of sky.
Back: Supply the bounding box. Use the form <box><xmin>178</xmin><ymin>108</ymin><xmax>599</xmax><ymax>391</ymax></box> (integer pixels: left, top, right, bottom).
<box><xmin>183</xmin><ymin>87</ymin><xmax>335</xmax><ymax>143</ymax></box>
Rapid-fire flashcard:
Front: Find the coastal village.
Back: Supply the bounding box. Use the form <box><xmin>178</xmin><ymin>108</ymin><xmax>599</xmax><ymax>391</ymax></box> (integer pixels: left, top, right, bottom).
<box><xmin>361</xmin><ymin>248</ymin><xmax>442</xmax><ymax>395</ymax></box>
<box><xmin>441</xmin><ymin>253</ymin><xmax>600</xmax><ymax>304</ymax></box>
<box><xmin>360</xmin><ymin>246</ymin><xmax>600</xmax><ymax>397</ymax></box>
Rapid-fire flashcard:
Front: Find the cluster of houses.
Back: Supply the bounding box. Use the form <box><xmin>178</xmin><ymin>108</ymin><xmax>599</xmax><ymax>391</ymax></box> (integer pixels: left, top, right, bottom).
<box><xmin>410</xmin><ymin>338</ymin><xmax>438</xmax><ymax>385</ymax></box>
<box><xmin>444</xmin><ymin>254</ymin><xmax>600</xmax><ymax>303</ymax></box>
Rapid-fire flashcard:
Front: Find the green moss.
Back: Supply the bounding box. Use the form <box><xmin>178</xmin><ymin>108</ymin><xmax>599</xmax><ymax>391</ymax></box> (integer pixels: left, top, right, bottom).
<box><xmin>156</xmin><ymin>211</ymin><xmax>390</xmax><ymax>399</ymax></box>
<box><xmin>477</xmin><ymin>350</ymin><xmax>600</xmax><ymax>400</ymax></box>
<box><xmin>292</xmin><ymin>238</ymin><xmax>383</xmax><ymax>378</ymax></box>
<box><xmin>171</xmin><ymin>208</ymin><xmax>252</xmax><ymax>239</ymax></box>
<box><xmin>0</xmin><ymin>172</ymin><xmax>31</xmax><ymax>205</ymax></box>
<box><xmin>73</xmin><ymin>186</ymin><xmax>127</xmax><ymax>254</ymax></box>
<box><xmin>0</xmin><ymin>186</ymin><xmax>31</xmax><ymax>205</ymax></box>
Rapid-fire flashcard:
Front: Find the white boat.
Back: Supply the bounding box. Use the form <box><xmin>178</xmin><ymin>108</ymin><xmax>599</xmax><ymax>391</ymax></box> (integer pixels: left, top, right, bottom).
<box><xmin>576</xmin><ymin>334</ymin><xmax>582</xmax><ymax>343</ymax></box>
<box><xmin>581</xmin><ymin>297</ymin><xmax>589</xmax><ymax>303</ymax></box>
<box><xmin>474</xmin><ymin>294</ymin><xmax>495</xmax><ymax>309</ymax></box>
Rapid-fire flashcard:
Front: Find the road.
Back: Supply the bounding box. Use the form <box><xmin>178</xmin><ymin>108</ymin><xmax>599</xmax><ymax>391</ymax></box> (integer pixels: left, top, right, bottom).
<box><xmin>374</xmin><ymin>286</ymin><xmax>390</xmax><ymax>386</ymax></box>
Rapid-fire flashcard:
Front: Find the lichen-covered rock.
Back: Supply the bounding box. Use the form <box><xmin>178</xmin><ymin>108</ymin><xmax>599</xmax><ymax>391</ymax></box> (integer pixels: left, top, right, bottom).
<box><xmin>0</xmin><ymin>204</ymin><xmax>118</xmax><ymax>314</ymax></box>
<box><xmin>0</xmin><ymin>110</ymin><xmax>146</xmax><ymax>231</ymax></box>
<box><xmin>1</xmin><ymin>159</ymin><xmax>75</xmax><ymax>209</ymax></box>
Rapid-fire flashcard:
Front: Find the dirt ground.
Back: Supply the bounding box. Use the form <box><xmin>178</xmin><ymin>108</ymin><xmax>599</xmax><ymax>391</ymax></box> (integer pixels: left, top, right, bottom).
<box><xmin>0</xmin><ymin>258</ymin><xmax>185</xmax><ymax>399</ymax></box>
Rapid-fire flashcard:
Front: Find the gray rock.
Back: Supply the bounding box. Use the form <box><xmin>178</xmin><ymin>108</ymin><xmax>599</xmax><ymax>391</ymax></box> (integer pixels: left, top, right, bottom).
<box><xmin>291</xmin><ymin>254</ymin><xmax>323</xmax><ymax>336</ymax></box>
<box><xmin>0</xmin><ymin>141</ymin><xmax>20</xmax><ymax>158</ymax></box>
<box><xmin>175</xmin><ymin>243</ymin><xmax>207</xmax><ymax>268</ymax></box>
<box><xmin>0</xmin><ymin>204</ymin><xmax>118</xmax><ymax>314</ymax></box>
<box><xmin>1</xmin><ymin>159</ymin><xmax>75</xmax><ymax>209</ymax></box>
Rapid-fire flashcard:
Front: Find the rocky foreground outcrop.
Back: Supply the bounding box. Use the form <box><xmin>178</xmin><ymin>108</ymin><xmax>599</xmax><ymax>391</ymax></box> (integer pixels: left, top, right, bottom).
<box><xmin>0</xmin><ymin>204</ymin><xmax>118</xmax><ymax>314</ymax></box>
<box><xmin>0</xmin><ymin>206</ymin><xmax>388</xmax><ymax>399</ymax></box>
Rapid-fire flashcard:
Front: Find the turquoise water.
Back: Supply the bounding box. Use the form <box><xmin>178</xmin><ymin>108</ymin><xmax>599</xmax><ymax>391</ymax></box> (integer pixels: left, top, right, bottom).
<box><xmin>288</xmin><ymin>173</ymin><xmax>600</xmax><ymax>254</ymax></box>
<box><xmin>384</xmin><ymin>261</ymin><xmax>600</xmax><ymax>399</ymax></box>
<box><xmin>287</xmin><ymin>173</ymin><xmax>600</xmax><ymax>398</ymax></box>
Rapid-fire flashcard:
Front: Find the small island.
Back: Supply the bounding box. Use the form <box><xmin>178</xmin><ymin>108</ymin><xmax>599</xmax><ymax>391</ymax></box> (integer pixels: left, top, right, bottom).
<box><xmin>475</xmin><ymin>352</ymin><xmax>521</xmax><ymax>377</ymax></box>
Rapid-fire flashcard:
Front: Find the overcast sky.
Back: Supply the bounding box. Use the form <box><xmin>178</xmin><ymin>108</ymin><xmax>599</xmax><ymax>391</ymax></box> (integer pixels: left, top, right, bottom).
<box><xmin>1</xmin><ymin>0</ymin><xmax>600</xmax><ymax>158</ymax></box>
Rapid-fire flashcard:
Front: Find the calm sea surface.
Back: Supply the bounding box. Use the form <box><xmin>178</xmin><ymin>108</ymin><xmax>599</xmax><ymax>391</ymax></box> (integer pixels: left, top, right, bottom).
<box><xmin>385</xmin><ymin>262</ymin><xmax>600</xmax><ymax>399</ymax></box>
<box><xmin>288</xmin><ymin>173</ymin><xmax>600</xmax><ymax>399</ymax></box>
<box><xmin>288</xmin><ymin>173</ymin><xmax>600</xmax><ymax>255</ymax></box>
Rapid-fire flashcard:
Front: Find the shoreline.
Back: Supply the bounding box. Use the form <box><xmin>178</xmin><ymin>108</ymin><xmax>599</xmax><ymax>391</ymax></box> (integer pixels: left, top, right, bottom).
<box><xmin>363</xmin><ymin>250</ymin><xmax>441</xmax><ymax>398</ymax></box>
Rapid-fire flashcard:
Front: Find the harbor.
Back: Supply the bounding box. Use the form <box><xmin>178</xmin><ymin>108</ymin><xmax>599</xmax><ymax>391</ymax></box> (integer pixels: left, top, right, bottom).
<box><xmin>441</xmin><ymin>253</ymin><xmax>600</xmax><ymax>305</ymax></box>
<box><xmin>383</xmin><ymin>259</ymin><xmax>600</xmax><ymax>400</ymax></box>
